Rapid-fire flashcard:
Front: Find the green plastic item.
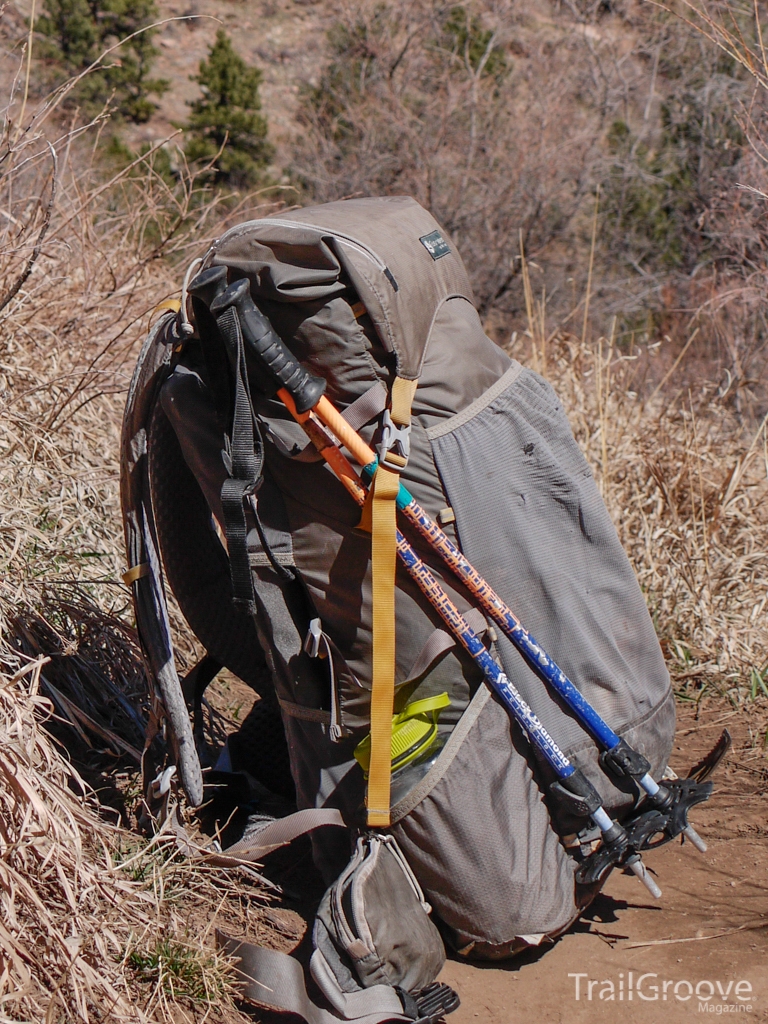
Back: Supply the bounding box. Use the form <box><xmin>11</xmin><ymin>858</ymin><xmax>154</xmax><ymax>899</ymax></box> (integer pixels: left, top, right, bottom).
<box><xmin>354</xmin><ymin>692</ymin><xmax>452</xmax><ymax>777</ymax></box>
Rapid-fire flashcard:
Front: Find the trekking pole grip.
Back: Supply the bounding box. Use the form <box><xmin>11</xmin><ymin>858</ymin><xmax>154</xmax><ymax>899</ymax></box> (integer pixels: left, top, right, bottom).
<box><xmin>211</xmin><ymin>278</ymin><xmax>326</xmax><ymax>414</ymax></box>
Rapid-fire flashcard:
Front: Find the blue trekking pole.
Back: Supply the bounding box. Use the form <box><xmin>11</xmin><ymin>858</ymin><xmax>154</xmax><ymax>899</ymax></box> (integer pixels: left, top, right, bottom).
<box><xmin>362</xmin><ymin>470</ymin><xmax>712</xmax><ymax>856</ymax></box>
<box><xmin>390</xmin><ymin>529</ymin><xmax>663</xmax><ymax>898</ymax></box>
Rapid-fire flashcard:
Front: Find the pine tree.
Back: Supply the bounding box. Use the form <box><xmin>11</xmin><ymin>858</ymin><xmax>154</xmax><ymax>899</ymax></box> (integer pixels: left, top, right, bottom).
<box><xmin>184</xmin><ymin>31</ymin><xmax>272</xmax><ymax>190</ymax></box>
<box><xmin>37</xmin><ymin>0</ymin><xmax>169</xmax><ymax>123</ymax></box>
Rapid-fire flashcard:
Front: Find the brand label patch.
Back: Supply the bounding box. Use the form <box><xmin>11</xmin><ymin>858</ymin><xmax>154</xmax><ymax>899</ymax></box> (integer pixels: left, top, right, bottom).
<box><xmin>419</xmin><ymin>230</ymin><xmax>450</xmax><ymax>260</ymax></box>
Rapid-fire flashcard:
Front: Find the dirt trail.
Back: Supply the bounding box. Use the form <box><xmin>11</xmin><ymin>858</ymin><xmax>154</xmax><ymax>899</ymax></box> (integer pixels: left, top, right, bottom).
<box><xmin>439</xmin><ymin>703</ymin><xmax>768</xmax><ymax>1023</ymax></box>
<box><xmin>216</xmin><ymin>693</ymin><xmax>768</xmax><ymax>1023</ymax></box>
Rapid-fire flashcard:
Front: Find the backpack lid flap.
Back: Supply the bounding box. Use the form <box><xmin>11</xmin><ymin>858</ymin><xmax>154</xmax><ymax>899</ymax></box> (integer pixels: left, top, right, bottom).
<box><xmin>209</xmin><ymin>196</ymin><xmax>473</xmax><ymax>380</ymax></box>
<box><xmin>211</xmin><ymin>229</ymin><xmax>348</xmax><ymax>303</ymax></box>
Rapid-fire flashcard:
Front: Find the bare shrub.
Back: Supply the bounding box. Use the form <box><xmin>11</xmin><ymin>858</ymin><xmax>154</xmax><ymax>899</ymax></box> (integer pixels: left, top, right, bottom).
<box><xmin>294</xmin><ymin>0</ymin><xmax>603</xmax><ymax>321</ymax></box>
<box><xmin>0</xmin><ymin>50</ymin><xmax>287</xmax><ymax>1018</ymax></box>
<box><xmin>293</xmin><ymin>0</ymin><xmax>768</xmax><ymax>408</ymax></box>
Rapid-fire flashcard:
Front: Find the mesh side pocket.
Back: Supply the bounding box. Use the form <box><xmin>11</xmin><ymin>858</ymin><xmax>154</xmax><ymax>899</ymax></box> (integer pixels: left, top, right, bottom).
<box><xmin>427</xmin><ymin>368</ymin><xmax>674</xmax><ymax>807</ymax></box>
<box><xmin>390</xmin><ymin>686</ymin><xmax>580</xmax><ymax>959</ymax></box>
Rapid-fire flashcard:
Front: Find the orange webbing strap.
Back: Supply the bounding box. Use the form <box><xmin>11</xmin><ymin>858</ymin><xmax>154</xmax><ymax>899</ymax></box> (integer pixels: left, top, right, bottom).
<box><xmin>365</xmin><ymin>376</ymin><xmax>418</xmax><ymax>827</ymax></box>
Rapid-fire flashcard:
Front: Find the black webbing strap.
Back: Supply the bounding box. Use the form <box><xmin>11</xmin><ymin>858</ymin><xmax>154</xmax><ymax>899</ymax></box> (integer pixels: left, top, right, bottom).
<box><xmin>252</xmin><ymin>508</ymin><xmax>296</xmax><ymax>583</ymax></box>
<box><xmin>215</xmin><ymin>305</ymin><xmax>263</xmax><ymax>611</ymax></box>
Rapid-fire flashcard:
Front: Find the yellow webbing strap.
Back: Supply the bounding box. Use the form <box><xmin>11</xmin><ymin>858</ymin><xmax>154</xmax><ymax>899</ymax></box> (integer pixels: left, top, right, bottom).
<box><xmin>365</xmin><ymin>375</ymin><xmax>418</xmax><ymax>827</ymax></box>
<box><xmin>122</xmin><ymin>563</ymin><xmax>150</xmax><ymax>585</ymax></box>
<box><xmin>151</xmin><ymin>298</ymin><xmax>181</xmax><ymax>320</ymax></box>
<box><xmin>367</xmin><ymin>462</ymin><xmax>401</xmax><ymax>825</ymax></box>
<box><xmin>390</xmin><ymin>376</ymin><xmax>418</xmax><ymax>428</ymax></box>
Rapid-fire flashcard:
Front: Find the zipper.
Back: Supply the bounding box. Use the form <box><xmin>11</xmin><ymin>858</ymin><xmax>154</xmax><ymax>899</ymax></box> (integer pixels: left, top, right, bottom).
<box><xmin>330</xmin><ymin>838</ymin><xmax>368</xmax><ymax>950</ymax></box>
<box><xmin>257</xmin><ymin>219</ymin><xmax>390</xmax><ymax>275</ymax></box>
<box><xmin>214</xmin><ymin>218</ymin><xmax>393</xmax><ymax>280</ymax></box>
<box><xmin>381</xmin><ymin>834</ymin><xmax>432</xmax><ymax>913</ymax></box>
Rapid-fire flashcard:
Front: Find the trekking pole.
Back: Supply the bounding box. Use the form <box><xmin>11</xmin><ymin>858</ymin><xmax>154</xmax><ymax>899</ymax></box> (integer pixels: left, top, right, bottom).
<box><xmin>208</xmin><ymin>278</ymin><xmax>665</xmax><ymax>898</ymax></box>
<box><xmin>199</xmin><ymin>274</ymin><xmax>707</xmax><ymax>857</ymax></box>
<box><xmin>316</xmin><ymin>406</ymin><xmax>710</xmax><ymax>853</ymax></box>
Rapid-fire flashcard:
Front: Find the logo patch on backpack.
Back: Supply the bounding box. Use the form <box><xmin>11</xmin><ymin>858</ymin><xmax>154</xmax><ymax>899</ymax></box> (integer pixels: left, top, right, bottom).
<box><xmin>419</xmin><ymin>230</ymin><xmax>450</xmax><ymax>260</ymax></box>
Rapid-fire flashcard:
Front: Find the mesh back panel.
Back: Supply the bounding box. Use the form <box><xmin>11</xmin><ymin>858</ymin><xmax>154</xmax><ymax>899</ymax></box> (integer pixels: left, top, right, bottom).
<box><xmin>228</xmin><ymin>695</ymin><xmax>296</xmax><ymax>800</ymax></box>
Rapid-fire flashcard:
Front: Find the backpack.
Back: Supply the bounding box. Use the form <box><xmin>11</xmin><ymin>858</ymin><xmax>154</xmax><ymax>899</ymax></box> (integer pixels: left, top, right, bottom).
<box><xmin>120</xmin><ymin>196</ymin><xmax>684</xmax><ymax>1013</ymax></box>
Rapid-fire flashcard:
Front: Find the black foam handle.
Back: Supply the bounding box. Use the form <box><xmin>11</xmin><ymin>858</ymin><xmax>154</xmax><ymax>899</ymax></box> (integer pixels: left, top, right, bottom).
<box><xmin>211</xmin><ymin>279</ymin><xmax>326</xmax><ymax>414</ymax></box>
<box><xmin>188</xmin><ymin>264</ymin><xmax>228</xmax><ymax>308</ymax></box>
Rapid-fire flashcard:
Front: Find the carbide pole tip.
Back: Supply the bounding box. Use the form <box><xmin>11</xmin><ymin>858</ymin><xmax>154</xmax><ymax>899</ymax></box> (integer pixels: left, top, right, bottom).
<box><xmin>628</xmin><ymin>857</ymin><xmax>662</xmax><ymax>899</ymax></box>
<box><xmin>683</xmin><ymin>824</ymin><xmax>708</xmax><ymax>853</ymax></box>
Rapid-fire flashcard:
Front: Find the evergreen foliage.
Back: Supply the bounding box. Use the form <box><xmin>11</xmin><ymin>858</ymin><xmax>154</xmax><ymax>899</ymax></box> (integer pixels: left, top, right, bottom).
<box><xmin>184</xmin><ymin>31</ymin><xmax>273</xmax><ymax>190</ymax></box>
<box><xmin>442</xmin><ymin>5</ymin><xmax>507</xmax><ymax>80</ymax></box>
<box><xmin>37</xmin><ymin>0</ymin><xmax>169</xmax><ymax>122</ymax></box>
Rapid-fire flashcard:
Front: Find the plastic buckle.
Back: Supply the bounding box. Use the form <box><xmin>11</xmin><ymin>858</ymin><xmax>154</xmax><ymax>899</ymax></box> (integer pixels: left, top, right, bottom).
<box><xmin>412</xmin><ymin>982</ymin><xmax>461</xmax><ymax>1023</ymax></box>
<box><xmin>304</xmin><ymin>618</ymin><xmax>323</xmax><ymax>658</ymax></box>
<box><xmin>378</xmin><ymin>408</ymin><xmax>411</xmax><ymax>468</ymax></box>
<box><xmin>149</xmin><ymin>765</ymin><xmax>176</xmax><ymax>800</ymax></box>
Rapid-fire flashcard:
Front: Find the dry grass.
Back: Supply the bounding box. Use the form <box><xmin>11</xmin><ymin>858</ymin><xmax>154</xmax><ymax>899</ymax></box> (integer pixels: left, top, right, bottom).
<box><xmin>0</xmin><ymin>654</ymin><xmax>268</xmax><ymax>1022</ymax></box>
<box><xmin>0</xmin><ymin>48</ymin><xmax>286</xmax><ymax>1021</ymax></box>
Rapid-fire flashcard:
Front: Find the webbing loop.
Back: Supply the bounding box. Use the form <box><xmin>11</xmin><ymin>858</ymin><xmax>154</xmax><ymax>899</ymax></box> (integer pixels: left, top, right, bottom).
<box><xmin>365</xmin><ymin>376</ymin><xmax>418</xmax><ymax>827</ymax></box>
<box><xmin>378</xmin><ymin>377</ymin><xmax>418</xmax><ymax>469</ymax></box>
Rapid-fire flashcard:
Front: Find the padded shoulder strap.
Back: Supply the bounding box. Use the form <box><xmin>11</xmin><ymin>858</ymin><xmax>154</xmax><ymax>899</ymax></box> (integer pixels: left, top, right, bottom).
<box><xmin>120</xmin><ymin>311</ymin><xmax>204</xmax><ymax>806</ymax></box>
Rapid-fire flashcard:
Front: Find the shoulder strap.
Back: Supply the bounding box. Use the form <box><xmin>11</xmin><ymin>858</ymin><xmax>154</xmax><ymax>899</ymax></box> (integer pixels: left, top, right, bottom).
<box><xmin>121</xmin><ymin>311</ymin><xmax>204</xmax><ymax>806</ymax></box>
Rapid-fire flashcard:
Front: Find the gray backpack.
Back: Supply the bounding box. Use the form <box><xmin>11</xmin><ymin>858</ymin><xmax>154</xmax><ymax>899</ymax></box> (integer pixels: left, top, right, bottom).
<box><xmin>121</xmin><ymin>196</ymin><xmax>679</xmax><ymax>1017</ymax></box>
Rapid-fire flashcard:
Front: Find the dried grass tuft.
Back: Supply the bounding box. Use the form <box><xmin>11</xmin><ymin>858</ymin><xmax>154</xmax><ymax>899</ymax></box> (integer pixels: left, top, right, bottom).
<box><xmin>0</xmin><ymin>654</ymin><xmax>267</xmax><ymax>1022</ymax></box>
<box><xmin>0</xmin><ymin>657</ymin><xmax>153</xmax><ymax>1021</ymax></box>
<box><xmin>7</xmin><ymin>587</ymin><xmax>149</xmax><ymax>764</ymax></box>
<box><xmin>0</xmin><ymin>52</ymin><xmax>281</xmax><ymax>1022</ymax></box>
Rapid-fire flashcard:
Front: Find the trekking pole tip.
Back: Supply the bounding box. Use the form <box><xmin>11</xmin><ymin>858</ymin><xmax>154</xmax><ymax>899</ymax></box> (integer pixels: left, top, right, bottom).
<box><xmin>626</xmin><ymin>855</ymin><xmax>662</xmax><ymax>899</ymax></box>
<box><xmin>682</xmin><ymin>824</ymin><xmax>707</xmax><ymax>853</ymax></box>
